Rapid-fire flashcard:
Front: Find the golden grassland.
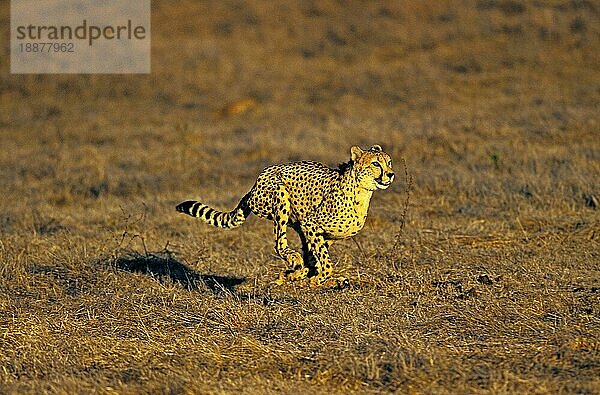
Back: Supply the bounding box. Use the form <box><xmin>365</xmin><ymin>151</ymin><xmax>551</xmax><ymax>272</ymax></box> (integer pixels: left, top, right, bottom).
<box><xmin>1</xmin><ymin>0</ymin><xmax>599</xmax><ymax>393</ymax></box>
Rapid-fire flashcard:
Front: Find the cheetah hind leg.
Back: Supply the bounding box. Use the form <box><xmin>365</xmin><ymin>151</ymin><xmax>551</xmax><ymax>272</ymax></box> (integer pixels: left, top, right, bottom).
<box><xmin>271</xmin><ymin>185</ymin><xmax>309</xmax><ymax>286</ymax></box>
<box><xmin>273</xmin><ymin>253</ymin><xmax>309</xmax><ymax>286</ymax></box>
<box><xmin>279</xmin><ymin>222</ymin><xmax>314</xmax><ymax>283</ymax></box>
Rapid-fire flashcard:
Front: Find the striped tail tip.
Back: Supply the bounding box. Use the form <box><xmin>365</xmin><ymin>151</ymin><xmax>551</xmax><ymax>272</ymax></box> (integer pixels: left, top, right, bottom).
<box><xmin>176</xmin><ymin>200</ymin><xmax>198</xmax><ymax>215</ymax></box>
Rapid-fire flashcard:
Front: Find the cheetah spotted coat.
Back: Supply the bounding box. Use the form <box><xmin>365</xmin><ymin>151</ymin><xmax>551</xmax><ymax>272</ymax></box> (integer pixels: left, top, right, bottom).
<box><xmin>176</xmin><ymin>145</ymin><xmax>395</xmax><ymax>288</ymax></box>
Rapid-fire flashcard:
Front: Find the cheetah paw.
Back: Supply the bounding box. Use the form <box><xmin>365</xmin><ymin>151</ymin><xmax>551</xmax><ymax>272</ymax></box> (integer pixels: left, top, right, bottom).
<box><xmin>310</xmin><ymin>276</ymin><xmax>350</xmax><ymax>289</ymax></box>
<box><xmin>326</xmin><ymin>277</ymin><xmax>350</xmax><ymax>290</ymax></box>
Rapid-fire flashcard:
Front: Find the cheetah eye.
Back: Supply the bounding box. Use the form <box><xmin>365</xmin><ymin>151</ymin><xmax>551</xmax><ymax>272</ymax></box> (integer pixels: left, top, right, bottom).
<box><xmin>371</xmin><ymin>161</ymin><xmax>381</xmax><ymax>168</ymax></box>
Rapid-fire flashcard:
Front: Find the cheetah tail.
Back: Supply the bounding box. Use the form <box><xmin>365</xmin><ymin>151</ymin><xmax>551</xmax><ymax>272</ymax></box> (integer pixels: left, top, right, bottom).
<box><xmin>175</xmin><ymin>193</ymin><xmax>251</xmax><ymax>229</ymax></box>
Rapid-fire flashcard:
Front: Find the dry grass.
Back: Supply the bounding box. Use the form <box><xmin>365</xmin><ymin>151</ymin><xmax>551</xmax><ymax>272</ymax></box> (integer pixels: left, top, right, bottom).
<box><xmin>1</xmin><ymin>0</ymin><xmax>599</xmax><ymax>393</ymax></box>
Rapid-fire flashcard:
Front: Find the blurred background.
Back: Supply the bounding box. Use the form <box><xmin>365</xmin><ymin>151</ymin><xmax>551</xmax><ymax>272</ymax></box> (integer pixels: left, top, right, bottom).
<box><xmin>1</xmin><ymin>0</ymin><xmax>598</xmax><ymax>213</ymax></box>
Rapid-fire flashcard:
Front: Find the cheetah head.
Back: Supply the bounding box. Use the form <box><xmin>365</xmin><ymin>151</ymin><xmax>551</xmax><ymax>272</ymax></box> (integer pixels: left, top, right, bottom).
<box><xmin>351</xmin><ymin>145</ymin><xmax>395</xmax><ymax>190</ymax></box>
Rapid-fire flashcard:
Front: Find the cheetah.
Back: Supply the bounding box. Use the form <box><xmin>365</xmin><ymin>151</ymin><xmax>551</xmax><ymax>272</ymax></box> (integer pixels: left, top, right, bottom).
<box><xmin>176</xmin><ymin>145</ymin><xmax>395</xmax><ymax>288</ymax></box>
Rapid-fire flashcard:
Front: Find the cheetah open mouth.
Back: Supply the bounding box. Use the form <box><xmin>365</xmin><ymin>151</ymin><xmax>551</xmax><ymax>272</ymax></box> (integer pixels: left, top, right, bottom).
<box><xmin>375</xmin><ymin>180</ymin><xmax>392</xmax><ymax>189</ymax></box>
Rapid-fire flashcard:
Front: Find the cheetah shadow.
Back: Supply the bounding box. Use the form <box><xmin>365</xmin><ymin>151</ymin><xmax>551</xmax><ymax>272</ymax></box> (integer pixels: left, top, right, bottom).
<box><xmin>113</xmin><ymin>251</ymin><xmax>246</xmax><ymax>295</ymax></box>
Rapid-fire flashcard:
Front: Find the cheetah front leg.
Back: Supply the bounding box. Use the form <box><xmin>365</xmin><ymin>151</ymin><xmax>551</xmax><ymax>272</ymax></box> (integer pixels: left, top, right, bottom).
<box><xmin>271</xmin><ymin>184</ymin><xmax>308</xmax><ymax>285</ymax></box>
<box><xmin>303</xmin><ymin>226</ymin><xmax>349</xmax><ymax>289</ymax></box>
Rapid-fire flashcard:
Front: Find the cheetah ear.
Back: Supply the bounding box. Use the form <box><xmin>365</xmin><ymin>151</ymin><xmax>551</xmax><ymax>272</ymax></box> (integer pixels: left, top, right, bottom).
<box><xmin>350</xmin><ymin>146</ymin><xmax>364</xmax><ymax>161</ymax></box>
<box><xmin>369</xmin><ymin>145</ymin><xmax>382</xmax><ymax>152</ymax></box>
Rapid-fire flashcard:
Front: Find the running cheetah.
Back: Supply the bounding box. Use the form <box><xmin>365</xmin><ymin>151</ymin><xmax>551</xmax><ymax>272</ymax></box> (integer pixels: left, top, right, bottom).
<box><xmin>176</xmin><ymin>145</ymin><xmax>395</xmax><ymax>288</ymax></box>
